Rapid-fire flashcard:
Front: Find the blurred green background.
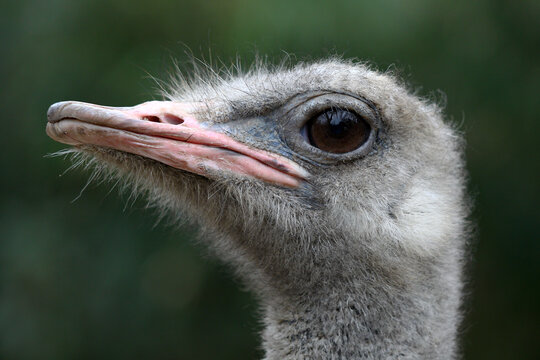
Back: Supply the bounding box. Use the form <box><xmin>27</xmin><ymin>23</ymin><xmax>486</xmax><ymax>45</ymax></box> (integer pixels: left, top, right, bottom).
<box><xmin>1</xmin><ymin>0</ymin><xmax>538</xmax><ymax>359</ymax></box>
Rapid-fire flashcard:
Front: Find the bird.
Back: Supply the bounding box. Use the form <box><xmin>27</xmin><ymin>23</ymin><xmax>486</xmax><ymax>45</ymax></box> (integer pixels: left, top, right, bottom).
<box><xmin>46</xmin><ymin>58</ymin><xmax>468</xmax><ymax>359</ymax></box>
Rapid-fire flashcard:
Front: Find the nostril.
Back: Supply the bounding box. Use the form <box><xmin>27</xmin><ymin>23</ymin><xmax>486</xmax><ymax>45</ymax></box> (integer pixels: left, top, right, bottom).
<box><xmin>143</xmin><ymin>114</ymin><xmax>184</xmax><ymax>125</ymax></box>
<box><xmin>163</xmin><ymin>114</ymin><xmax>184</xmax><ymax>125</ymax></box>
<box><xmin>144</xmin><ymin>116</ymin><xmax>160</xmax><ymax>123</ymax></box>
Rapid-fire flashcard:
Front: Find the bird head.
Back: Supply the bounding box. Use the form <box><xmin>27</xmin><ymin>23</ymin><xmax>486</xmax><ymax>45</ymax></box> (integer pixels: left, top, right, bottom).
<box><xmin>46</xmin><ymin>60</ymin><xmax>466</xmax><ymax>297</ymax></box>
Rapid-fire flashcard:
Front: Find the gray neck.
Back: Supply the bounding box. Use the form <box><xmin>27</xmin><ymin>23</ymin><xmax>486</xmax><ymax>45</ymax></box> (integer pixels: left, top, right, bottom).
<box><xmin>199</xmin><ymin>207</ymin><xmax>463</xmax><ymax>359</ymax></box>
<box><xmin>255</xmin><ymin>248</ymin><xmax>462</xmax><ymax>360</ymax></box>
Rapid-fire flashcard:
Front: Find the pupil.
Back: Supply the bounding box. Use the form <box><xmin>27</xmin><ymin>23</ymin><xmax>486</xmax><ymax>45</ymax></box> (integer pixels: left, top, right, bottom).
<box><xmin>329</xmin><ymin>111</ymin><xmax>350</xmax><ymax>137</ymax></box>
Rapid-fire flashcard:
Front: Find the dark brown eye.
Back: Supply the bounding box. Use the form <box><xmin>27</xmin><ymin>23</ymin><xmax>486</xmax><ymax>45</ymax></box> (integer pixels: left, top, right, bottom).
<box><xmin>305</xmin><ymin>108</ymin><xmax>371</xmax><ymax>154</ymax></box>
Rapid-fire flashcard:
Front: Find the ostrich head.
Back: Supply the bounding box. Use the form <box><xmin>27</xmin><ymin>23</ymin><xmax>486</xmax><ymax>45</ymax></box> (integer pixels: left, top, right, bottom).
<box><xmin>46</xmin><ymin>59</ymin><xmax>468</xmax><ymax>359</ymax></box>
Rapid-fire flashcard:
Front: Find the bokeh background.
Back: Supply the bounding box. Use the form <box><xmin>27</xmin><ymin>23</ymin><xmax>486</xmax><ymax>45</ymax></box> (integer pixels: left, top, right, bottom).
<box><xmin>1</xmin><ymin>0</ymin><xmax>538</xmax><ymax>359</ymax></box>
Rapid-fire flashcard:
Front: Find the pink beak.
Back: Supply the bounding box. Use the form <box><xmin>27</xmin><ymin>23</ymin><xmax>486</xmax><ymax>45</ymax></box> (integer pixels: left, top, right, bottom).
<box><xmin>46</xmin><ymin>101</ymin><xmax>309</xmax><ymax>188</ymax></box>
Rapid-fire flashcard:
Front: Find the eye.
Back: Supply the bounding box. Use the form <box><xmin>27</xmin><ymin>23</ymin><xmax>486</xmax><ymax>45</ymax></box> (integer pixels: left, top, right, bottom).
<box><xmin>303</xmin><ymin>108</ymin><xmax>371</xmax><ymax>154</ymax></box>
<box><xmin>279</xmin><ymin>92</ymin><xmax>380</xmax><ymax>164</ymax></box>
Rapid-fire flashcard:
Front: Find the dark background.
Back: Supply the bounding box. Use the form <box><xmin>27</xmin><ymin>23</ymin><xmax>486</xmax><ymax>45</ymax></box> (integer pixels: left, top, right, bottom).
<box><xmin>1</xmin><ymin>0</ymin><xmax>538</xmax><ymax>359</ymax></box>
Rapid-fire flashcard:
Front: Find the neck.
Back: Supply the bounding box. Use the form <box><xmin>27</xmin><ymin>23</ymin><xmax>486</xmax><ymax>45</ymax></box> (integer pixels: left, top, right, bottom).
<box><xmin>195</xmin><ymin>196</ymin><xmax>464</xmax><ymax>359</ymax></box>
<box><xmin>256</xmin><ymin>248</ymin><xmax>462</xmax><ymax>360</ymax></box>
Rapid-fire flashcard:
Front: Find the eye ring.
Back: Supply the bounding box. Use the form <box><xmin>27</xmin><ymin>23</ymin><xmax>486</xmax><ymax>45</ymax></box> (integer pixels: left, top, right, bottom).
<box><xmin>278</xmin><ymin>91</ymin><xmax>381</xmax><ymax>165</ymax></box>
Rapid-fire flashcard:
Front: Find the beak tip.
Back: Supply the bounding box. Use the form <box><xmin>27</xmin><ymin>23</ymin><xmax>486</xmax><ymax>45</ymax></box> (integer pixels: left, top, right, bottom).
<box><xmin>47</xmin><ymin>101</ymin><xmax>69</xmax><ymax>123</ymax></box>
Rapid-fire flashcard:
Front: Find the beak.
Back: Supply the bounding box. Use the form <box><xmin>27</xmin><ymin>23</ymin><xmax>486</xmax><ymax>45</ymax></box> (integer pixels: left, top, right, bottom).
<box><xmin>46</xmin><ymin>101</ymin><xmax>308</xmax><ymax>188</ymax></box>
